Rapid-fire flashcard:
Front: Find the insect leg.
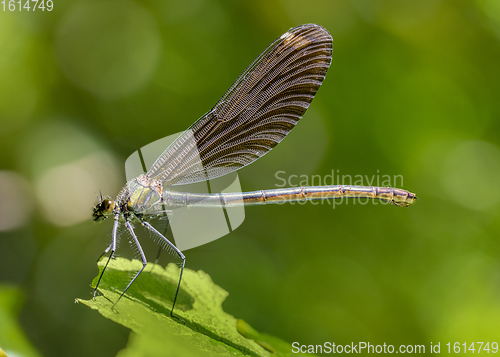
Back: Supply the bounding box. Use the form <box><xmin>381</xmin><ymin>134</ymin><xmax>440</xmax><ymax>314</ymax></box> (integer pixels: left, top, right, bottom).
<box><xmin>111</xmin><ymin>220</ymin><xmax>148</xmax><ymax>308</ymax></box>
<box><xmin>154</xmin><ymin>210</ymin><xmax>172</xmax><ymax>265</ymax></box>
<box><xmin>94</xmin><ymin>214</ymin><xmax>119</xmax><ymax>299</ymax></box>
<box><xmin>95</xmin><ymin>243</ymin><xmax>113</xmax><ymax>263</ymax></box>
<box><xmin>141</xmin><ymin>220</ymin><xmax>185</xmax><ymax>318</ymax></box>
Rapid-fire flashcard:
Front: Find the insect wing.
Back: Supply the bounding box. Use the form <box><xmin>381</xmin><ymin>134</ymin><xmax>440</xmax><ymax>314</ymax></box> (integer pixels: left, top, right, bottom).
<box><xmin>147</xmin><ymin>24</ymin><xmax>333</xmax><ymax>186</ymax></box>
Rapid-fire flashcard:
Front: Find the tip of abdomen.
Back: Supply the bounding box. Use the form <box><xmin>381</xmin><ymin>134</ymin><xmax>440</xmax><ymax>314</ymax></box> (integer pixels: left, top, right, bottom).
<box><xmin>392</xmin><ymin>190</ymin><xmax>417</xmax><ymax>207</ymax></box>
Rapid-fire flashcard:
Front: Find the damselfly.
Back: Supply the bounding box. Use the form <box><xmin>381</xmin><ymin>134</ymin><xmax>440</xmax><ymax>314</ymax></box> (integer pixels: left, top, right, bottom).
<box><xmin>92</xmin><ymin>24</ymin><xmax>417</xmax><ymax>317</ymax></box>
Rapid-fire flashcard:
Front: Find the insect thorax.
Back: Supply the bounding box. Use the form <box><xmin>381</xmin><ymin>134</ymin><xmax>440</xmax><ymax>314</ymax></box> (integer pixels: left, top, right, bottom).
<box><xmin>122</xmin><ymin>174</ymin><xmax>163</xmax><ymax>214</ymax></box>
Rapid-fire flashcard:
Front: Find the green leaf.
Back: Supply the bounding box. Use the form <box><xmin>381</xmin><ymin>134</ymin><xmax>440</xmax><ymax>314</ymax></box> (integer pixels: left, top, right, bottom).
<box><xmin>0</xmin><ymin>285</ymin><xmax>42</xmax><ymax>357</ymax></box>
<box><xmin>77</xmin><ymin>257</ymin><xmax>316</xmax><ymax>356</ymax></box>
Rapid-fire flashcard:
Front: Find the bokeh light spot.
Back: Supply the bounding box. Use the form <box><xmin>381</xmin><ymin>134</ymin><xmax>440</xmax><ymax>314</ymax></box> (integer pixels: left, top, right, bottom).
<box><xmin>441</xmin><ymin>140</ymin><xmax>500</xmax><ymax>211</ymax></box>
<box><xmin>35</xmin><ymin>152</ymin><xmax>121</xmax><ymax>227</ymax></box>
<box><xmin>55</xmin><ymin>1</ymin><xmax>161</xmax><ymax>99</ymax></box>
<box><xmin>280</xmin><ymin>0</ymin><xmax>356</xmax><ymax>36</ymax></box>
<box><xmin>0</xmin><ymin>14</ymin><xmax>38</xmax><ymax>135</ymax></box>
<box><xmin>0</xmin><ymin>171</ymin><xmax>33</xmax><ymax>232</ymax></box>
<box><xmin>477</xmin><ymin>0</ymin><xmax>500</xmax><ymax>40</ymax></box>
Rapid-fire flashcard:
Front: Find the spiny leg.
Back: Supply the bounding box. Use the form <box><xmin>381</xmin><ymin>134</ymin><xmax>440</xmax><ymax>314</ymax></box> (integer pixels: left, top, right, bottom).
<box><xmin>96</xmin><ymin>242</ymin><xmax>113</xmax><ymax>263</ymax></box>
<box><xmin>154</xmin><ymin>246</ymin><xmax>162</xmax><ymax>265</ymax></box>
<box><xmin>154</xmin><ymin>211</ymin><xmax>172</xmax><ymax>266</ymax></box>
<box><xmin>94</xmin><ymin>215</ymin><xmax>119</xmax><ymax>299</ymax></box>
<box><xmin>142</xmin><ymin>220</ymin><xmax>185</xmax><ymax>319</ymax></box>
<box><xmin>111</xmin><ymin>221</ymin><xmax>148</xmax><ymax>310</ymax></box>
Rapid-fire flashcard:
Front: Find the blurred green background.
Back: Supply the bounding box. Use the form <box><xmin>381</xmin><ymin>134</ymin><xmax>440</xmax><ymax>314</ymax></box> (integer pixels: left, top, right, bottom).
<box><xmin>1</xmin><ymin>0</ymin><xmax>500</xmax><ymax>356</ymax></box>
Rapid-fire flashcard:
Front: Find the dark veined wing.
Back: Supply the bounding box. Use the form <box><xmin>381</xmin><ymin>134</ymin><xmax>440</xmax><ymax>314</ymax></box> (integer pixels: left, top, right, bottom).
<box><xmin>147</xmin><ymin>24</ymin><xmax>333</xmax><ymax>186</ymax></box>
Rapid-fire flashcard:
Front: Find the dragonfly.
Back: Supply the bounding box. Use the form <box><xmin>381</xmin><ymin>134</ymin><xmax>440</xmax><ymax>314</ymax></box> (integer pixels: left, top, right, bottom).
<box><xmin>92</xmin><ymin>23</ymin><xmax>417</xmax><ymax>317</ymax></box>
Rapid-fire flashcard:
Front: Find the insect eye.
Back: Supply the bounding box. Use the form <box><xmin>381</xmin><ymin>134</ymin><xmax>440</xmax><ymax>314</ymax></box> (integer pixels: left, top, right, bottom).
<box><xmin>101</xmin><ymin>199</ymin><xmax>115</xmax><ymax>214</ymax></box>
<box><xmin>93</xmin><ymin>198</ymin><xmax>115</xmax><ymax>222</ymax></box>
